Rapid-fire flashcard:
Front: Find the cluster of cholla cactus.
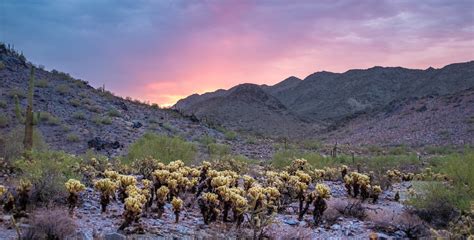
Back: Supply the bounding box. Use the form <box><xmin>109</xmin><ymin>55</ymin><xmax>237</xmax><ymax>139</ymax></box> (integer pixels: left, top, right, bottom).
<box><xmin>85</xmin><ymin>158</ymin><xmax>339</xmax><ymax>231</ymax></box>
<box><xmin>344</xmin><ymin>172</ymin><xmax>382</xmax><ymax>203</ymax></box>
<box><xmin>386</xmin><ymin>168</ymin><xmax>449</xmax><ymax>183</ymax></box>
<box><xmin>65</xmin><ymin>179</ymin><xmax>85</xmax><ymax>214</ymax></box>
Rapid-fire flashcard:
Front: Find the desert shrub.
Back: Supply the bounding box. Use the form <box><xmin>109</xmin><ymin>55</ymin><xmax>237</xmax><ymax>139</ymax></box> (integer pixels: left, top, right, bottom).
<box><xmin>271</xmin><ymin>149</ymin><xmax>352</xmax><ymax>169</ymax></box>
<box><xmin>22</xmin><ymin>209</ymin><xmax>76</xmax><ymax>240</ymax></box>
<box><xmin>107</xmin><ymin>108</ymin><xmax>120</xmax><ymax>117</ymax></box>
<box><xmin>101</xmin><ymin>117</ymin><xmax>112</xmax><ymax>125</ymax></box>
<box><xmin>66</xmin><ymin>133</ymin><xmax>80</xmax><ymax>142</ymax></box>
<box><xmin>208</xmin><ymin>143</ymin><xmax>231</xmax><ymax>157</ymax></box>
<box><xmin>13</xmin><ymin>150</ymin><xmax>81</xmax><ymax>202</ymax></box>
<box><xmin>210</xmin><ymin>155</ymin><xmax>255</xmax><ymax>174</ymax></box>
<box><xmin>0</xmin><ymin>126</ymin><xmax>47</xmax><ymax>162</ymax></box>
<box><xmin>92</xmin><ymin>115</ymin><xmax>112</xmax><ymax>125</ymax></box>
<box><xmin>334</xmin><ymin>199</ymin><xmax>367</xmax><ymax>220</ymax></box>
<box><xmin>198</xmin><ymin>134</ymin><xmax>216</xmax><ymax>146</ymax></box>
<box><xmin>8</xmin><ymin>88</ymin><xmax>26</xmax><ymax>99</ymax></box>
<box><xmin>387</xmin><ymin>145</ymin><xmax>411</xmax><ymax>155</ymax></box>
<box><xmin>35</xmin><ymin>79</ymin><xmax>48</xmax><ymax>88</ymax></box>
<box><xmin>0</xmin><ymin>61</ymin><xmax>5</xmax><ymax>70</ymax></box>
<box><xmin>68</xmin><ymin>98</ymin><xmax>81</xmax><ymax>107</ymax></box>
<box><xmin>425</xmin><ymin>145</ymin><xmax>456</xmax><ymax>155</ymax></box>
<box><xmin>55</xmin><ymin>84</ymin><xmax>70</xmax><ymax>95</ymax></box>
<box><xmin>39</xmin><ymin>111</ymin><xmax>61</xmax><ymax>126</ymax></box>
<box><xmin>0</xmin><ymin>114</ymin><xmax>8</xmax><ymax>128</ymax></box>
<box><xmin>408</xmin><ymin>182</ymin><xmax>460</xmax><ymax>227</ymax></box>
<box><xmin>300</xmin><ymin>139</ymin><xmax>322</xmax><ymax>150</ymax></box>
<box><xmin>72</xmin><ymin>111</ymin><xmax>85</xmax><ymax>120</ymax></box>
<box><xmin>122</xmin><ymin>133</ymin><xmax>197</xmax><ymax>165</ymax></box>
<box><xmin>409</xmin><ymin>151</ymin><xmax>473</xmax><ymax>226</ymax></box>
<box><xmin>162</xmin><ymin>122</ymin><xmax>176</xmax><ymax>133</ymax></box>
<box><xmin>224</xmin><ymin>130</ymin><xmax>237</xmax><ymax>140</ymax></box>
<box><xmin>0</xmin><ymin>100</ymin><xmax>7</xmax><ymax>108</ymax></box>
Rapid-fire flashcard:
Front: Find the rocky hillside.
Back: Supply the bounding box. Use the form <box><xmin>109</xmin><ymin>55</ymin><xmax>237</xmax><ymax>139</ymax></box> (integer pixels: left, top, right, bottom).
<box><xmin>0</xmin><ymin>43</ymin><xmax>275</xmax><ymax>159</ymax></box>
<box><xmin>175</xmin><ymin>61</ymin><xmax>474</xmax><ymax>145</ymax></box>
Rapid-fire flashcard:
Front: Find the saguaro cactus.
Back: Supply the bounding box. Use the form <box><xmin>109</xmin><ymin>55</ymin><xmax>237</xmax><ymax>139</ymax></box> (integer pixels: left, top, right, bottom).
<box><xmin>23</xmin><ymin>68</ymin><xmax>35</xmax><ymax>156</ymax></box>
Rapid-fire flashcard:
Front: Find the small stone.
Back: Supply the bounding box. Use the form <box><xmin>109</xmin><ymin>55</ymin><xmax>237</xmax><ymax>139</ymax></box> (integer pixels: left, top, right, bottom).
<box><xmin>104</xmin><ymin>232</ymin><xmax>126</xmax><ymax>240</ymax></box>
<box><xmin>395</xmin><ymin>230</ymin><xmax>407</xmax><ymax>238</ymax></box>
<box><xmin>331</xmin><ymin>224</ymin><xmax>341</xmax><ymax>230</ymax></box>
<box><xmin>283</xmin><ymin>218</ymin><xmax>298</xmax><ymax>226</ymax></box>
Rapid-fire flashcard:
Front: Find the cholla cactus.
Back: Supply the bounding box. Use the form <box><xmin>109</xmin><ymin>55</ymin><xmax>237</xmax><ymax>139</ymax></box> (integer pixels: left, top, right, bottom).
<box><xmin>65</xmin><ymin>179</ymin><xmax>85</xmax><ymax>214</ymax></box>
<box><xmin>231</xmin><ymin>193</ymin><xmax>247</xmax><ymax>227</ymax></box>
<box><xmin>243</xmin><ymin>175</ymin><xmax>256</xmax><ymax>190</ymax></box>
<box><xmin>313</xmin><ymin>169</ymin><xmax>325</xmax><ymax>182</ymax></box>
<box><xmin>313</xmin><ymin>184</ymin><xmax>330</xmax><ymax>224</ymax></box>
<box><xmin>340</xmin><ymin>165</ymin><xmax>348</xmax><ymax>179</ymax></box>
<box><xmin>155</xmin><ymin>186</ymin><xmax>169</xmax><ymax>218</ymax></box>
<box><xmin>288</xmin><ymin>158</ymin><xmax>307</xmax><ymax>174</ymax></box>
<box><xmin>118</xmin><ymin>175</ymin><xmax>137</xmax><ymax>202</ymax></box>
<box><xmin>94</xmin><ymin>178</ymin><xmax>117</xmax><ymax>212</ymax></box>
<box><xmin>171</xmin><ymin>197</ymin><xmax>183</xmax><ymax>223</ymax></box>
<box><xmin>0</xmin><ymin>185</ymin><xmax>7</xmax><ymax>207</ymax></box>
<box><xmin>17</xmin><ymin>179</ymin><xmax>32</xmax><ymax>211</ymax></box>
<box><xmin>104</xmin><ymin>170</ymin><xmax>119</xmax><ymax>180</ymax></box>
<box><xmin>120</xmin><ymin>193</ymin><xmax>146</xmax><ymax>231</ymax></box>
<box><xmin>141</xmin><ymin>179</ymin><xmax>153</xmax><ymax>209</ymax></box>
<box><xmin>198</xmin><ymin>192</ymin><xmax>220</xmax><ymax>224</ymax></box>
<box><xmin>295</xmin><ymin>171</ymin><xmax>312</xmax><ymax>184</ymax></box>
<box><xmin>264</xmin><ymin>187</ymin><xmax>280</xmax><ymax>214</ymax></box>
<box><xmin>370</xmin><ymin>185</ymin><xmax>382</xmax><ymax>203</ymax></box>
<box><xmin>0</xmin><ymin>185</ymin><xmax>6</xmax><ymax>198</ymax></box>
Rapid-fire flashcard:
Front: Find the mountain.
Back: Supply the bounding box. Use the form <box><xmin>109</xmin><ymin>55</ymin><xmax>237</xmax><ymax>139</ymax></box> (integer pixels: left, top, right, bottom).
<box><xmin>175</xmin><ymin>61</ymin><xmax>474</xmax><ymax>145</ymax></box>
<box><xmin>0</xmin><ymin>43</ymin><xmax>276</xmax><ymax>159</ymax></box>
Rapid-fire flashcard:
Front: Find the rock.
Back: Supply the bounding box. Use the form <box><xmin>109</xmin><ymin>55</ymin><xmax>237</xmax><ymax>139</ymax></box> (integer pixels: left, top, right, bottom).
<box><xmin>87</xmin><ymin>137</ymin><xmax>123</xmax><ymax>151</ymax></box>
<box><xmin>132</xmin><ymin>121</ymin><xmax>143</xmax><ymax>128</ymax></box>
<box><xmin>331</xmin><ymin>224</ymin><xmax>341</xmax><ymax>230</ymax></box>
<box><xmin>66</xmin><ymin>231</ymin><xmax>93</xmax><ymax>240</ymax></box>
<box><xmin>395</xmin><ymin>230</ymin><xmax>407</xmax><ymax>238</ymax></box>
<box><xmin>104</xmin><ymin>232</ymin><xmax>126</xmax><ymax>240</ymax></box>
<box><xmin>283</xmin><ymin>218</ymin><xmax>298</xmax><ymax>226</ymax></box>
<box><xmin>375</xmin><ymin>232</ymin><xmax>390</xmax><ymax>240</ymax></box>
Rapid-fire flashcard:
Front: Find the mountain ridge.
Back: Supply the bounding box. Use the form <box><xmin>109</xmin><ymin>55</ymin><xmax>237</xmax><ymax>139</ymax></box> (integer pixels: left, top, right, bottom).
<box><xmin>174</xmin><ymin>60</ymin><xmax>474</xmax><ymax>141</ymax></box>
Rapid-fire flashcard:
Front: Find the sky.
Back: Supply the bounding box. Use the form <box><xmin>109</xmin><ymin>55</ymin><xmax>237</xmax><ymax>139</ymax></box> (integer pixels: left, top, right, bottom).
<box><xmin>1</xmin><ymin>0</ymin><xmax>473</xmax><ymax>106</ymax></box>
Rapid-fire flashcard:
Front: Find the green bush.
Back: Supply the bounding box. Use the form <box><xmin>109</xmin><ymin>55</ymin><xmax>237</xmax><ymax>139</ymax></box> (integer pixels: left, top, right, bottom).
<box><xmin>409</xmin><ymin>151</ymin><xmax>474</xmax><ymax>226</ymax></box>
<box><xmin>40</xmin><ymin>112</ymin><xmax>60</xmax><ymax>125</ymax></box>
<box><xmin>66</xmin><ymin>133</ymin><xmax>80</xmax><ymax>142</ymax></box>
<box><xmin>0</xmin><ymin>126</ymin><xmax>47</xmax><ymax>162</ymax></box>
<box><xmin>92</xmin><ymin>115</ymin><xmax>112</xmax><ymax>125</ymax></box>
<box><xmin>0</xmin><ymin>100</ymin><xmax>7</xmax><ymax>108</ymax></box>
<box><xmin>8</xmin><ymin>88</ymin><xmax>26</xmax><ymax>99</ymax></box>
<box><xmin>300</xmin><ymin>139</ymin><xmax>322</xmax><ymax>150</ymax></box>
<box><xmin>198</xmin><ymin>135</ymin><xmax>216</xmax><ymax>146</ymax></box>
<box><xmin>72</xmin><ymin>111</ymin><xmax>85</xmax><ymax>120</ymax></box>
<box><xmin>68</xmin><ymin>98</ymin><xmax>81</xmax><ymax>107</ymax></box>
<box><xmin>55</xmin><ymin>84</ymin><xmax>70</xmax><ymax>95</ymax></box>
<box><xmin>35</xmin><ymin>79</ymin><xmax>49</xmax><ymax>88</ymax></box>
<box><xmin>208</xmin><ymin>143</ymin><xmax>231</xmax><ymax>157</ymax></box>
<box><xmin>224</xmin><ymin>130</ymin><xmax>237</xmax><ymax>140</ymax></box>
<box><xmin>13</xmin><ymin>150</ymin><xmax>81</xmax><ymax>202</ymax></box>
<box><xmin>0</xmin><ymin>114</ymin><xmax>9</xmax><ymax>128</ymax></box>
<box><xmin>425</xmin><ymin>145</ymin><xmax>456</xmax><ymax>155</ymax></box>
<box><xmin>122</xmin><ymin>133</ymin><xmax>197</xmax><ymax>165</ymax></box>
<box><xmin>107</xmin><ymin>108</ymin><xmax>120</xmax><ymax>117</ymax></box>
